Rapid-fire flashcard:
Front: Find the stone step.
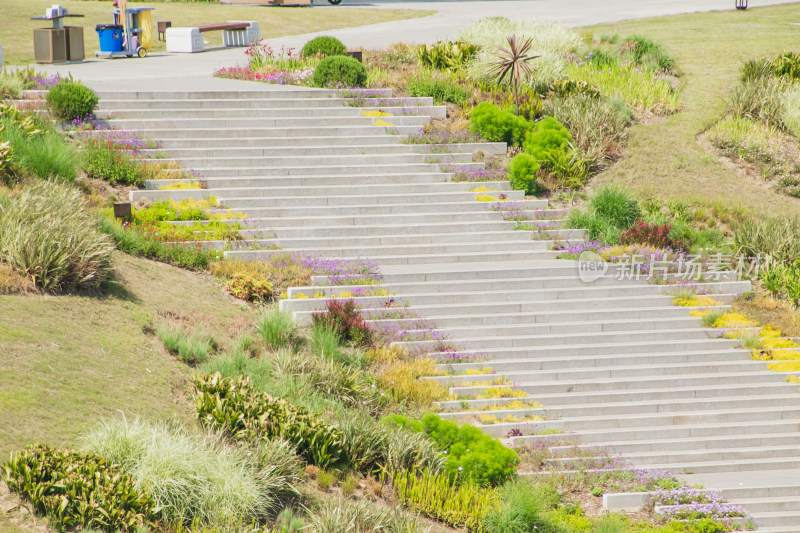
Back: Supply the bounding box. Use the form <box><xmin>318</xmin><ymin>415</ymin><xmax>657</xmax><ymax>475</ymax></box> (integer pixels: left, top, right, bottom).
<box><xmin>443</xmin><ymin>394</ymin><xmax>800</xmax><ymax>423</ymax></box>
<box><xmin>437</xmin><ymin>347</ymin><xmax>746</xmax><ymax>374</ymax></box>
<box><xmin>108</xmin><ymin>115</ymin><xmax>430</xmax><ymax>130</ymax></box>
<box><xmin>100</xmin><ymin>104</ymin><xmax>447</xmax><ymax>119</ymax></box>
<box><xmin>265</xmin><ymin>230</ymin><xmax>556</xmax><ymax>248</ymax></box>
<box><xmin>548</xmin><ymin>431</ymin><xmax>800</xmax><ymax>455</ymax></box>
<box><xmin>721</xmin><ymin>485</ymin><xmax>800</xmax><ymax>500</ymax></box>
<box><xmin>441</xmin><ymin>381</ymin><xmax>792</xmax><ymax>413</ymax></box>
<box><xmin>227</xmin><ymin>199</ymin><xmax>547</xmax><ymax>218</ymax></box>
<box><xmin>93</xmin><ymin>88</ymin><xmax>392</xmax><ymax>100</ymax></box>
<box><xmin>154</xmin><ymin>172</ymin><xmax>461</xmax><ymax>188</ymax></box>
<box><xmin>169</xmin><ymin>161</ymin><xmax>474</xmax><ymax>178</ymax></box>
<box><xmin>440</xmin><ymin>337</ymin><xmax>743</xmax><ymax>362</ymax></box>
<box><xmin>548</xmin><ymin>445</ymin><xmax>800</xmax><ymax>470</ymax></box>
<box><xmin>125</xmin><ymin>125</ymin><xmax>423</xmax><ymax>139</ymax></box>
<box><xmin>155</xmin><ymin>135</ymin><xmax>407</xmax><ymax>148</ymax></box>
<box><xmin>260</xmin><ymin>221</ymin><xmax>568</xmax><ymax>239</ymax></box>
<box><xmin>644</xmin><ymin>457</ymin><xmax>800</xmax><ymax>477</ymax></box>
<box><xmin>436</xmin><ymin>358</ymin><xmax>763</xmax><ymax>386</ymax></box>
<box><xmin>474</xmin><ymin>404</ymin><xmax>800</xmax><ymax>436</ymax></box>
<box><xmin>143</xmin><ymin>180</ymin><xmax>512</xmax><ymax>197</ymax></box>
<box><xmin>451</xmin><ymin>370</ymin><xmax>783</xmax><ymax>398</ymax></box>
<box><xmin>371</xmin><ymin>305</ymin><xmax>727</xmax><ymax>329</ymax></box>
<box><xmin>749</xmin><ymin>511</ymin><xmax>800</xmax><ymax>528</ymax></box>
<box><xmin>424</xmin><ymin>315</ymin><xmax>703</xmax><ymax>339</ymax></box>
<box><xmin>136</xmin><ymin>142</ymin><xmax>506</xmax><ymax>158</ymax></box>
<box><xmin>512</xmin><ymin>414</ymin><xmax>800</xmax><ymax>447</ymax></box>
<box><xmin>202</xmin><ymin>210</ymin><xmax>558</xmax><ymax>228</ymax></box>
<box><xmin>145</xmin><ymin>151</ymin><xmax>475</xmax><ymax>169</ymax></box>
<box><xmin>290</xmin><ymin>294</ymin><xmax>739</xmax><ymax>324</ymax></box>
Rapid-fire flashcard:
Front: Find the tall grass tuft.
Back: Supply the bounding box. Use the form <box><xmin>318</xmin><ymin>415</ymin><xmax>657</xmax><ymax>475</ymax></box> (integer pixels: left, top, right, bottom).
<box><xmin>306</xmin><ymin>495</ymin><xmax>424</xmax><ymax>533</ymax></box>
<box><xmin>82</xmin><ymin>417</ymin><xmax>290</xmax><ymax>526</ymax></box>
<box><xmin>156</xmin><ymin>323</ymin><xmax>216</xmax><ymax>366</ymax></box>
<box><xmin>310</xmin><ymin>322</ymin><xmax>344</xmax><ymax>361</ymax></box>
<box><xmin>728</xmin><ymin>77</ymin><xmax>786</xmax><ymax>127</ymax></box>
<box><xmin>567</xmin><ymin>62</ymin><xmax>679</xmax><ymax>114</ymax></box>
<box><xmin>542</xmin><ymin>94</ymin><xmax>631</xmax><ymax>166</ymax></box>
<box><xmin>730</xmin><ymin>216</ymin><xmax>800</xmax><ymax>265</ymax></box>
<box><xmin>701</xmin><ymin>309</ymin><xmax>726</xmax><ymax>328</ymax></box>
<box><xmin>781</xmin><ymin>85</ymin><xmax>800</xmax><ymax>138</ymax></box>
<box><xmin>0</xmin><ymin>118</ymin><xmax>78</xmax><ymax>181</ymax></box>
<box><xmin>256</xmin><ymin>307</ymin><xmax>297</xmax><ymax>350</ymax></box>
<box><xmin>0</xmin><ymin>181</ymin><xmax>113</xmax><ymax>291</ymax></box>
<box><xmin>484</xmin><ymin>479</ymin><xmax>560</xmax><ymax>533</ymax></box>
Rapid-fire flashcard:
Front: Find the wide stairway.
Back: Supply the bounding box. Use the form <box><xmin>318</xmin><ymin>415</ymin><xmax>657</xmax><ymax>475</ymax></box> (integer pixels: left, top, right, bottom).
<box><xmin>96</xmin><ymin>87</ymin><xmax>800</xmax><ymax>531</ymax></box>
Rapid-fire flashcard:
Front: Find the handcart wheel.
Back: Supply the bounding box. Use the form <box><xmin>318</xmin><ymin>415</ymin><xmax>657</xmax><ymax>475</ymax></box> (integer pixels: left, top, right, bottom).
<box><xmin>137</xmin><ymin>47</ymin><xmax>147</xmax><ymax>58</ymax></box>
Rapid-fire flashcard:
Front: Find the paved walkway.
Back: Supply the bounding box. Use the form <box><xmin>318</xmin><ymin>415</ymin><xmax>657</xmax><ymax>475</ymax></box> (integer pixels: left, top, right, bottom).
<box><xmin>26</xmin><ymin>0</ymin><xmax>800</xmax><ymax>90</ymax></box>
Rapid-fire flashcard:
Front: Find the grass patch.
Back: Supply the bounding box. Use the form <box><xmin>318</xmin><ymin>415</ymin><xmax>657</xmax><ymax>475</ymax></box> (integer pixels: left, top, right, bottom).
<box><xmin>0</xmin><ymin>251</ymin><xmax>248</xmax><ymax>460</ymax></box>
<box><xmin>256</xmin><ymin>306</ymin><xmax>297</xmax><ymax>350</ymax></box>
<box><xmin>0</xmin><ymin>0</ymin><xmax>431</xmax><ymax>65</ymax></box>
<box><xmin>585</xmin><ymin>3</ymin><xmax>800</xmax><ymax>215</ymax></box>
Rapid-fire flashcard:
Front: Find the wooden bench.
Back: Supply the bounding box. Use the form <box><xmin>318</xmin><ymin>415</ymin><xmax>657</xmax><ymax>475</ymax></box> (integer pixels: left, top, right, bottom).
<box><xmin>166</xmin><ymin>21</ymin><xmax>260</xmax><ymax>53</ymax></box>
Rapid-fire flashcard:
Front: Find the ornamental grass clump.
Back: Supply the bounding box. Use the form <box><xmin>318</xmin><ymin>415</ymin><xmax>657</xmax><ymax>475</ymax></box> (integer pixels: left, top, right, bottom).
<box><xmin>0</xmin><ymin>181</ymin><xmax>113</xmax><ymax>291</ymax></box>
<box><xmin>82</xmin><ymin>417</ymin><xmax>286</xmax><ymax>527</ymax></box>
<box><xmin>0</xmin><ymin>111</ymin><xmax>78</xmax><ymax>181</ymax></box>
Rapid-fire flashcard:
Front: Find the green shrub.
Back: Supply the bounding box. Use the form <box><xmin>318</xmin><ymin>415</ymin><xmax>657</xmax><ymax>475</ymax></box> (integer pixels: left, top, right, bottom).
<box><xmin>313</xmin><ymin>56</ymin><xmax>367</xmax><ymax>88</ymax></box>
<box><xmin>83</xmin><ymin>418</ymin><xmax>286</xmax><ymax>526</ymax></box>
<box><xmin>407</xmin><ymin>76</ymin><xmax>467</xmax><ymax>105</ymax></box>
<box><xmin>484</xmin><ymin>480</ymin><xmax>562</xmax><ymax>533</ymax></box>
<box><xmin>620</xmin><ymin>35</ymin><xmax>675</xmax><ymax>72</ymax></box>
<box><xmin>0</xmin><ymin>116</ymin><xmax>77</xmax><ymax>181</ymax></box>
<box><xmin>157</xmin><ymin>323</ymin><xmax>216</xmax><ymax>366</ymax></box>
<box><xmin>385</xmin><ymin>413</ymin><xmax>518</xmax><ymax>488</ymax></box>
<box><xmin>470</xmin><ymin>102</ymin><xmax>531</xmax><ymax>146</ymax></box>
<box><xmin>542</xmin><ymin>94</ymin><xmax>631</xmax><ymax>166</ymax></box>
<box><xmin>522</xmin><ymin>116</ymin><xmax>572</xmax><ymax>160</ymax></box>
<box><xmin>81</xmin><ymin>138</ymin><xmax>144</xmax><ymax>186</ymax></box>
<box><xmin>308</xmin><ymin>495</ymin><xmax>422</xmax><ymax>533</ymax></box>
<box><xmin>193</xmin><ymin>372</ymin><xmax>344</xmax><ymax>469</ymax></box>
<box><xmin>1</xmin><ymin>444</ymin><xmax>156</xmax><ymax>532</ymax></box>
<box><xmin>301</xmin><ymin>36</ymin><xmax>347</xmax><ymax>58</ymax></box>
<box><xmin>47</xmin><ymin>81</ymin><xmax>98</xmax><ymax>121</ymax></box>
<box><xmin>98</xmin><ymin>215</ymin><xmax>220</xmax><ymax>271</ymax></box>
<box><xmin>508</xmin><ymin>153</ymin><xmax>540</xmax><ymax>194</ymax></box>
<box><xmin>393</xmin><ymin>468</ymin><xmax>499</xmax><ymax>531</ymax></box>
<box><xmin>0</xmin><ymin>181</ymin><xmax>113</xmax><ymax>291</ymax></box>
<box><xmin>416</xmin><ymin>41</ymin><xmax>478</xmax><ymax>70</ymax></box>
<box><xmin>256</xmin><ymin>307</ymin><xmax>297</xmax><ymax>349</ymax></box>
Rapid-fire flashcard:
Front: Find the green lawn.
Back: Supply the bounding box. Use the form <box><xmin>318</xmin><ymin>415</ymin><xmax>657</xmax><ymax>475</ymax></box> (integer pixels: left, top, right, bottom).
<box><xmin>0</xmin><ymin>0</ymin><xmax>431</xmax><ymax>65</ymax></box>
<box><xmin>0</xmin><ymin>252</ymin><xmax>253</xmax><ymax>462</ymax></box>
<box><xmin>586</xmin><ymin>3</ymin><xmax>800</xmax><ymax>216</ymax></box>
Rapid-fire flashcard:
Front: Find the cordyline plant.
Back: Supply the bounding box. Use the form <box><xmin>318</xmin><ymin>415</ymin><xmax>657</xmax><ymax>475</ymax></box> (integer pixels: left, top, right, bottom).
<box><xmin>488</xmin><ymin>35</ymin><xmax>540</xmax><ymax>116</ymax></box>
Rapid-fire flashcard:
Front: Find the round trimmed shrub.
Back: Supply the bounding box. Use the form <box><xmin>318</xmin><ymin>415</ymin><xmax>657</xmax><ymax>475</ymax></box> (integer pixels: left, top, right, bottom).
<box><xmin>313</xmin><ymin>56</ymin><xmax>367</xmax><ymax>88</ymax></box>
<box><xmin>508</xmin><ymin>153</ymin><xmax>540</xmax><ymax>194</ymax></box>
<box><xmin>46</xmin><ymin>82</ymin><xmax>98</xmax><ymax>121</ymax></box>
<box><xmin>301</xmin><ymin>36</ymin><xmax>347</xmax><ymax>58</ymax></box>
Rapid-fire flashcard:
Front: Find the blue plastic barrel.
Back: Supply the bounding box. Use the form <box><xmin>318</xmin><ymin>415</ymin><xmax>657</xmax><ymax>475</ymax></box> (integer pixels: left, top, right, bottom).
<box><xmin>96</xmin><ymin>24</ymin><xmax>124</xmax><ymax>52</ymax></box>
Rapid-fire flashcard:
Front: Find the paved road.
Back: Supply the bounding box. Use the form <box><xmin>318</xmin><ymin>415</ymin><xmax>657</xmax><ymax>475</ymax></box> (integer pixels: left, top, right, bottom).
<box><xmin>26</xmin><ymin>0</ymin><xmax>800</xmax><ymax>91</ymax></box>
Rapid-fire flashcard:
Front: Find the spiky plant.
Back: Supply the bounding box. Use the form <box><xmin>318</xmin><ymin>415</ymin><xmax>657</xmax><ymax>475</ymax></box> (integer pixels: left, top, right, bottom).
<box><xmin>488</xmin><ymin>35</ymin><xmax>539</xmax><ymax>115</ymax></box>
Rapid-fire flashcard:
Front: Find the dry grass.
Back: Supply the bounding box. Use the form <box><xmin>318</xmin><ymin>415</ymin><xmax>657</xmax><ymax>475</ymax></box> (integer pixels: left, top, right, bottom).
<box><xmin>731</xmin><ymin>291</ymin><xmax>800</xmax><ymax>337</ymax></box>
<box><xmin>585</xmin><ymin>4</ymin><xmax>800</xmax><ymax>216</ymax></box>
<box><xmin>1</xmin><ymin>0</ymin><xmax>431</xmax><ymax>65</ymax></box>
<box><xmin>0</xmin><ymin>251</ymin><xmax>251</xmax><ymax>461</ymax></box>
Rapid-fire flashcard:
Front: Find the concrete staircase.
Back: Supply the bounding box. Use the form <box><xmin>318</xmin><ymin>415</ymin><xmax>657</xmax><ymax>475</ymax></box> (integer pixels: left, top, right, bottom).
<box><xmin>96</xmin><ymin>87</ymin><xmax>800</xmax><ymax>531</ymax></box>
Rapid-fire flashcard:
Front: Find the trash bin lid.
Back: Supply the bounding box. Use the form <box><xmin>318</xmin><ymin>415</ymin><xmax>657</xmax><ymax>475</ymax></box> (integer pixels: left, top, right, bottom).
<box><xmin>96</xmin><ymin>24</ymin><xmax>123</xmax><ymax>31</ymax></box>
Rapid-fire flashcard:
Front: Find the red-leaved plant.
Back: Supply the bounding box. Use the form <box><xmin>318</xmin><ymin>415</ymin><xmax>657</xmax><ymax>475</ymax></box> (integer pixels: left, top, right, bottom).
<box><xmin>618</xmin><ymin>219</ymin><xmax>691</xmax><ymax>252</ymax></box>
<box><xmin>312</xmin><ymin>299</ymin><xmax>374</xmax><ymax>348</ymax></box>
